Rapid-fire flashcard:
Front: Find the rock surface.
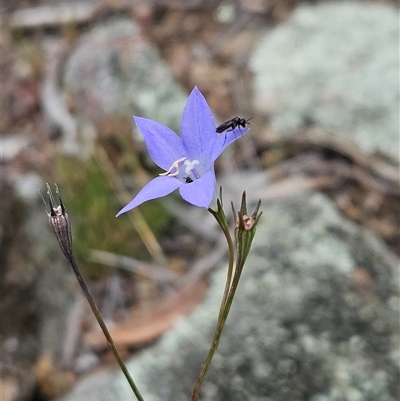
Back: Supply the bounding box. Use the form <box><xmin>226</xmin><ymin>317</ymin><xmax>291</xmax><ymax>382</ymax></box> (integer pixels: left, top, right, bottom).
<box><xmin>1</xmin><ymin>176</ymin><xmax>75</xmax><ymax>401</ymax></box>
<box><xmin>63</xmin><ymin>18</ymin><xmax>187</xmax><ymax>135</ymax></box>
<box><xmin>58</xmin><ymin>192</ymin><xmax>399</xmax><ymax>401</ymax></box>
<box><xmin>250</xmin><ymin>2</ymin><xmax>399</xmax><ymax>162</ymax></box>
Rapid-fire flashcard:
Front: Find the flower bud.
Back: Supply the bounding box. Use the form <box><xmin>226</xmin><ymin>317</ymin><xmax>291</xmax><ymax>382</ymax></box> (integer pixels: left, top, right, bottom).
<box><xmin>232</xmin><ymin>192</ymin><xmax>262</xmax><ymax>265</ymax></box>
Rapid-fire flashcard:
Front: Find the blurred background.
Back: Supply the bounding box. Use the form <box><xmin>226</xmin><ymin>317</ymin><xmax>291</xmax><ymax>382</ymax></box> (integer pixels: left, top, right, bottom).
<box><xmin>1</xmin><ymin>1</ymin><xmax>399</xmax><ymax>401</ymax></box>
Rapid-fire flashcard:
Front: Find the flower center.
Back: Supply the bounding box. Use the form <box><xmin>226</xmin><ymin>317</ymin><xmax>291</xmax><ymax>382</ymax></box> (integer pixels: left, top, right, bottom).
<box><xmin>160</xmin><ymin>158</ymin><xmax>201</xmax><ymax>182</ymax></box>
<box><xmin>184</xmin><ymin>159</ymin><xmax>200</xmax><ymax>179</ymax></box>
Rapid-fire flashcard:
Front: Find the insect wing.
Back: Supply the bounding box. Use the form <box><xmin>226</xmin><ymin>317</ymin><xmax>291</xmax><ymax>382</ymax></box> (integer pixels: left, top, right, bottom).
<box><xmin>216</xmin><ymin>119</ymin><xmax>235</xmax><ymax>133</ymax></box>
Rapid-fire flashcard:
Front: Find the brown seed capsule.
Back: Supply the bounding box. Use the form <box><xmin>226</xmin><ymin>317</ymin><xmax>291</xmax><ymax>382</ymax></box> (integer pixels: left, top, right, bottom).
<box><xmin>42</xmin><ymin>183</ymin><xmax>73</xmax><ymax>261</ymax></box>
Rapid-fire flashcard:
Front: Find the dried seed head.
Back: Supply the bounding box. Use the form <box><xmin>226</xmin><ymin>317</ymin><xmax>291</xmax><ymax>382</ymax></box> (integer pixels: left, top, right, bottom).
<box><xmin>42</xmin><ymin>183</ymin><xmax>73</xmax><ymax>261</ymax></box>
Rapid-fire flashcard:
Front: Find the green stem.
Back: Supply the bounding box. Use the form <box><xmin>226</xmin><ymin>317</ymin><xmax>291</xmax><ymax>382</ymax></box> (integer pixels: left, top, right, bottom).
<box><xmin>218</xmin><ymin>259</ymin><xmax>245</xmax><ymax>330</ymax></box>
<box><xmin>190</xmin><ymin>208</ymin><xmax>235</xmax><ymax>401</ymax></box>
<box><xmin>68</xmin><ymin>254</ymin><xmax>145</xmax><ymax>401</ymax></box>
<box><xmin>210</xmin><ymin>208</ymin><xmax>235</xmax><ymax>321</ymax></box>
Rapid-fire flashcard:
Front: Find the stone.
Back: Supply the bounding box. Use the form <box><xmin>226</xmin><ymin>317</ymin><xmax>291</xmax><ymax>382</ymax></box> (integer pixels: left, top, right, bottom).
<box><xmin>250</xmin><ymin>2</ymin><xmax>399</xmax><ymax>162</ymax></box>
<box><xmin>57</xmin><ymin>193</ymin><xmax>399</xmax><ymax>401</ymax></box>
<box><xmin>1</xmin><ymin>177</ymin><xmax>75</xmax><ymax>401</ymax></box>
<box><xmin>63</xmin><ymin>17</ymin><xmax>187</xmax><ymax>136</ymax></box>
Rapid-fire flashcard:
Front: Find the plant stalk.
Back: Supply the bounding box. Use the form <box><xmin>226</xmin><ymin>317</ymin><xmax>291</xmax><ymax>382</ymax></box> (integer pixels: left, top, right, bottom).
<box><xmin>67</xmin><ymin>253</ymin><xmax>145</xmax><ymax>401</ymax></box>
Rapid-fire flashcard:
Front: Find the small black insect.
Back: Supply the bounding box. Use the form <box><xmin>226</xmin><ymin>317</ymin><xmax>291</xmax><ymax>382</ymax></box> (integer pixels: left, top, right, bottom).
<box><xmin>216</xmin><ymin>116</ymin><xmax>253</xmax><ymax>134</ymax></box>
<box><xmin>216</xmin><ymin>117</ymin><xmax>253</xmax><ymax>144</ymax></box>
<box><xmin>184</xmin><ymin>176</ymin><xmax>193</xmax><ymax>183</ymax></box>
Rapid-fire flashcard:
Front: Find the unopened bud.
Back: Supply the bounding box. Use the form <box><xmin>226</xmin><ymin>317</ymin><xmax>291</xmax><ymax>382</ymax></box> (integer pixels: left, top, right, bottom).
<box><xmin>232</xmin><ymin>192</ymin><xmax>262</xmax><ymax>264</ymax></box>
<box><xmin>242</xmin><ymin>215</ymin><xmax>255</xmax><ymax>231</ymax></box>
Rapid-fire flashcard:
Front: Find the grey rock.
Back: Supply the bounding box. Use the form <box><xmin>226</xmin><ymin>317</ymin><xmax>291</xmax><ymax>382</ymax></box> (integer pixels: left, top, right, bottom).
<box><xmin>250</xmin><ymin>2</ymin><xmax>399</xmax><ymax>162</ymax></box>
<box><xmin>63</xmin><ymin>18</ymin><xmax>187</xmax><ymax>136</ymax></box>
<box><xmin>0</xmin><ymin>135</ymin><xmax>32</xmax><ymax>162</ymax></box>
<box><xmin>1</xmin><ymin>178</ymin><xmax>75</xmax><ymax>401</ymax></box>
<box><xmin>14</xmin><ymin>172</ymin><xmax>44</xmax><ymax>200</ymax></box>
<box><xmin>58</xmin><ymin>193</ymin><xmax>399</xmax><ymax>401</ymax></box>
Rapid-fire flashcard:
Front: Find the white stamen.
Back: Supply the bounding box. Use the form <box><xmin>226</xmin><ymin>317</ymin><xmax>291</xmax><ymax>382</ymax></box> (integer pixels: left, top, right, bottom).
<box><xmin>159</xmin><ymin>157</ymin><xmax>187</xmax><ymax>177</ymax></box>
<box><xmin>184</xmin><ymin>159</ymin><xmax>200</xmax><ymax>175</ymax></box>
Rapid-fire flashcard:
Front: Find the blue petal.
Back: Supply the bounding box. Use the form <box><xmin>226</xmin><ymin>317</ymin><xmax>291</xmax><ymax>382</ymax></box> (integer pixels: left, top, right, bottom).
<box><xmin>116</xmin><ymin>176</ymin><xmax>182</xmax><ymax>216</ymax></box>
<box><xmin>211</xmin><ymin>127</ymin><xmax>249</xmax><ymax>162</ymax></box>
<box><xmin>179</xmin><ymin>169</ymin><xmax>216</xmax><ymax>208</ymax></box>
<box><xmin>181</xmin><ymin>87</ymin><xmax>217</xmax><ymax>165</ymax></box>
<box><xmin>134</xmin><ymin>117</ymin><xmax>186</xmax><ymax>171</ymax></box>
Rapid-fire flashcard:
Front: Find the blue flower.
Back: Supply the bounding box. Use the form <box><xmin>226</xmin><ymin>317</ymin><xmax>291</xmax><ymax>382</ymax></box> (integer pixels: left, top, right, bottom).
<box><xmin>116</xmin><ymin>87</ymin><xmax>249</xmax><ymax>216</ymax></box>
